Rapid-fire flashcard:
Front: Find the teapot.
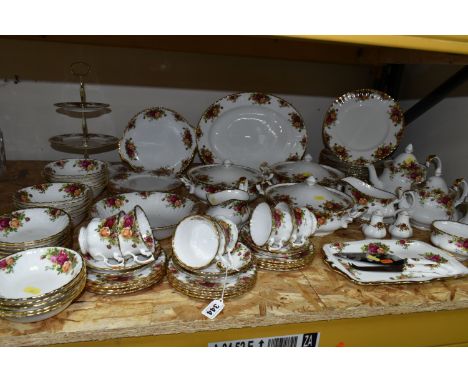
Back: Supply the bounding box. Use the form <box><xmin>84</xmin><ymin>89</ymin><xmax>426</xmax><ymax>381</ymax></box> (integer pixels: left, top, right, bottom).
<box><xmin>367</xmin><ymin>144</ymin><xmax>426</xmax><ymax>194</ymax></box>
<box><xmin>399</xmin><ymin>155</ymin><xmax>468</xmax><ymax>230</ymax></box>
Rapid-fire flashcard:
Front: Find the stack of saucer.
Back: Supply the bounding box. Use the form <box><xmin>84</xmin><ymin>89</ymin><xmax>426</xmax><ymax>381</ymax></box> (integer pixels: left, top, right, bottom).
<box><xmin>84</xmin><ymin>250</ymin><xmax>166</xmax><ymax>295</ymax></box>
<box><xmin>167</xmin><ymin>242</ymin><xmax>257</xmax><ymax>300</ymax></box>
<box><xmin>240</xmin><ymin>225</ymin><xmax>314</xmax><ymax>271</ymax></box>
<box><xmin>43</xmin><ymin>159</ymin><xmax>108</xmax><ymax>198</ymax></box>
<box><xmin>13</xmin><ymin>182</ymin><xmax>92</xmax><ymax>226</ymax></box>
<box><xmin>0</xmin><ymin>208</ymin><xmax>72</xmax><ymax>258</ymax></box>
<box><xmin>0</xmin><ymin>247</ymin><xmax>86</xmax><ymax>323</ymax></box>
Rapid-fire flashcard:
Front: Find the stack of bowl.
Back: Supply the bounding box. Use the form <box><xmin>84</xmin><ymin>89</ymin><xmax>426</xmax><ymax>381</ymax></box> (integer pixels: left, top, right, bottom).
<box><xmin>0</xmin><ymin>207</ymin><xmax>72</xmax><ymax>258</ymax></box>
<box><xmin>13</xmin><ymin>182</ymin><xmax>92</xmax><ymax>226</ymax></box>
<box><xmin>0</xmin><ymin>247</ymin><xmax>85</xmax><ymax>323</ymax></box>
<box><xmin>43</xmin><ymin>159</ymin><xmax>108</xmax><ymax>198</ymax></box>
<box><xmin>168</xmin><ymin>215</ymin><xmax>257</xmax><ymax>300</ymax></box>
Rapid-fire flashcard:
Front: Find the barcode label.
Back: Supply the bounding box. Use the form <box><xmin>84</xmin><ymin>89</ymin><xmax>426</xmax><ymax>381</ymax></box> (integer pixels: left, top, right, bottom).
<box><xmin>208</xmin><ymin>332</ymin><xmax>319</xmax><ymax>347</ymax></box>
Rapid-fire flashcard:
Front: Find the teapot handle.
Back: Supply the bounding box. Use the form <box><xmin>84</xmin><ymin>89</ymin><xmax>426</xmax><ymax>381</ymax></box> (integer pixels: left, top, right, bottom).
<box><xmin>452</xmin><ymin>178</ymin><xmax>468</xmax><ymax>207</ymax></box>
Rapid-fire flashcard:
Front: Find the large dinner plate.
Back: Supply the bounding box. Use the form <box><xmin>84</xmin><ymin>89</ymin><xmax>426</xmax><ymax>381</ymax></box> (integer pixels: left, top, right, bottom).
<box><xmin>119</xmin><ymin>107</ymin><xmax>196</xmax><ymax>174</ymax></box>
<box><xmin>322</xmin><ymin>89</ymin><xmax>404</xmax><ymax>166</ymax></box>
<box><xmin>197</xmin><ymin>92</ymin><xmax>307</xmax><ymax>169</ymax></box>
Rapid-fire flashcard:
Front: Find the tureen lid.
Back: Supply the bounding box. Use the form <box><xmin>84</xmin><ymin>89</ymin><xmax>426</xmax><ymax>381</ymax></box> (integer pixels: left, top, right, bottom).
<box><xmin>265</xmin><ymin>176</ymin><xmax>352</xmax><ymax>211</ymax></box>
<box><xmin>187</xmin><ymin>160</ymin><xmax>263</xmax><ymax>187</ymax></box>
<box><xmin>270</xmin><ymin>154</ymin><xmax>343</xmax><ymax>181</ymax></box>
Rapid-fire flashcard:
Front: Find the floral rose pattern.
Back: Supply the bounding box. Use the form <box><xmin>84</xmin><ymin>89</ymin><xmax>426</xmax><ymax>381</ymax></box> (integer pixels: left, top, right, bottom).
<box><xmin>75</xmin><ymin>159</ymin><xmax>98</xmax><ymax>172</ymax></box>
<box><xmin>227</xmin><ymin>94</ymin><xmax>241</xmax><ymax>102</ymax></box>
<box><xmin>144</xmin><ymin>108</ymin><xmax>167</xmax><ymax>120</ymax></box>
<box><xmin>289</xmin><ymin>112</ymin><xmax>304</xmax><ymax>131</ymax></box>
<box><xmin>96</xmin><ymin>216</ymin><xmax>119</xmax><ymax>247</ymax></box>
<box><xmin>181</xmin><ymin>127</ymin><xmax>193</xmax><ymax>150</ymax></box>
<box><xmin>416</xmin><ymin>188</ymin><xmax>454</xmax><ymax>211</ymax></box>
<box><xmin>54</xmin><ymin>160</ymin><xmax>66</xmax><ymax>169</ymax></box>
<box><xmin>332</xmin><ymin>143</ymin><xmax>350</xmax><ymax>161</ymax></box>
<box><xmin>450</xmin><ymin>237</ymin><xmax>468</xmax><ymax>253</ymax></box>
<box><xmin>249</xmin><ymin>93</ymin><xmax>270</xmax><ymax>105</ymax></box>
<box><xmin>0</xmin><ymin>212</ymin><xmax>29</xmax><ymax>236</ymax></box>
<box><xmin>125</xmin><ymin>138</ymin><xmax>138</xmax><ymax>160</ymax></box>
<box><xmin>200</xmin><ymin>146</ymin><xmax>215</xmax><ymax>164</ymax></box>
<box><xmin>41</xmin><ymin>248</ymin><xmax>78</xmax><ymax>274</ymax></box>
<box><xmin>16</xmin><ymin>190</ymin><xmax>30</xmax><ymax>203</ymax></box>
<box><xmin>173</xmin><ymin>112</ymin><xmax>185</xmax><ymax>122</ymax></box>
<box><xmin>330</xmin><ymin>242</ymin><xmax>348</xmax><ymax>253</ymax></box>
<box><xmin>395</xmin><ymin>239</ymin><xmax>412</xmax><ymax>248</ymax></box>
<box><xmin>60</xmin><ymin>183</ymin><xmax>85</xmax><ymax>198</ymax></box>
<box><xmin>286</xmin><ymin>153</ymin><xmax>300</xmax><ymax>161</ymax></box>
<box><xmin>361</xmin><ymin>242</ymin><xmax>392</xmax><ymax>256</ymax></box>
<box><xmin>323</xmin><ymin>108</ymin><xmax>338</xmax><ymax>128</ymax></box>
<box><xmin>32</xmin><ymin>184</ymin><xmax>52</xmax><ymax>193</ymax></box>
<box><xmin>195</xmin><ymin>126</ymin><xmax>203</xmax><ymax>139</ymax></box>
<box><xmin>203</xmin><ymin>104</ymin><xmax>222</xmax><ymax>123</ymax></box>
<box><xmin>228</xmin><ymin>200</ymin><xmax>249</xmax><ymax>217</ymax></box>
<box><xmin>372</xmin><ymin>143</ymin><xmax>396</xmax><ymax>160</ymax></box>
<box><xmin>389</xmin><ymin>158</ymin><xmax>425</xmax><ymax>183</ymax></box>
<box><xmin>45</xmin><ymin>208</ymin><xmax>64</xmax><ymax>221</ymax></box>
<box><xmin>0</xmin><ymin>255</ymin><xmax>20</xmax><ymax>274</ymax></box>
<box><xmin>300</xmin><ymin>135</ymin><xmax>307</xmax><ymax>150</ymax></box>
<box><xmin>119</xmin><ymin>211</ymin><xmax>140</xmax><ymax>246</ymax></box>
<box><xmin>278</xmin><ymin>98</ymin><xmax>289</xmax><ymax>108</ymax></box>
<box><xmin>163</xmin><ymin>193</ymin><xmax>186</xmax><ymax>208</ymax></box>
<box><xmin>272</xmin><ymin>209</ymin><xmax>284</xmax><ymax>232</ymax></box>
<box><xmin>388</xmin><ymin>104</ymin><xmax>403</xmax><ymax>126</ymax></box>
<box><xmin>151</xmin><ymin>167</ymin><xmax>174</xmax><ymax>176</ymax></box>
<box><xmin>104</xmin><ymin>195</ymin><xmax>127</xmax><ymax>210</ymax></box>
<box><xmin>293</xmin><ymin>207</ymin><xmax>304</xmax><ymax>226</ymax></box>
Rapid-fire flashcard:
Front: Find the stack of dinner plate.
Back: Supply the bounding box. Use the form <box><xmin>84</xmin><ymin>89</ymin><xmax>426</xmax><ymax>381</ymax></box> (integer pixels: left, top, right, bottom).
<box><xmin>13</xmin><ymin>182</ymin><xmax>92</xmax><ymax>226</ymax></box>
<box><xmin>43</xmin><ymin>158</ymin><xmax>108</xmax><ymax>198</ymax></box>
<box><xmin>84</xmin><ymin>249</ymin><xmax>166</xmax><ymax>295</ymax></box>
<box><xmin>0</xmin><ymin>247</ymin><xmax>86</xmax><ymax>323</ymax></box>
<box><xmin>0</xmin><ymin>207</ymin><xmax>72</xmax><ymax>258</ymax></box>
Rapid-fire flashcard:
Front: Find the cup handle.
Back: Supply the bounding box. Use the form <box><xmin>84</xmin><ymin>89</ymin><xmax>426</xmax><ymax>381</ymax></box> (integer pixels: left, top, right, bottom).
<box><xmin>131</xmin><ymin>253</ymin><xmax>155</xmax><ymax>265</ymax></box>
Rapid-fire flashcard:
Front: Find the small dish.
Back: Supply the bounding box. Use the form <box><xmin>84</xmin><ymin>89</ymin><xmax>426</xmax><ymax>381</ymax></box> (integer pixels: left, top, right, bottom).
<box><xmin>431</xmin><ymin>220</ymin><xmax>468</xmax><ymax>260</ymax></box>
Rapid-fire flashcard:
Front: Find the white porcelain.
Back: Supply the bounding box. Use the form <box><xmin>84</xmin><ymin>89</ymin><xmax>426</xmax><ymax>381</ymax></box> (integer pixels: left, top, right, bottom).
<box><xmin>119</xmin><ymin>107</ymin><xmax>196</xmax><ymax>174</ymax></box>
<box><xmin>322</xmin><ymin>89</ymin><xmax>404</xmax><ymax>165</ymax></box>
<box><xmin>0</xmin><ymin>247</ymin><xmax>83</xmax><ymax>299</ymax></box>
<box><xmin>367</xmin><ymin>144</ymin><xmax>426</xmax><ymax>193</ymax></box>
<box><xmin>250</xmin><ymin>202</ymin><xmax>273</xmax><ymax>247</ymax></box>
<box><xmin>197</xmin><ymin>92</ymin><xmax>307</xmax><ymax>169</ymax></box>
<box><xmin>431</xmin><ymin>220</ymin><xmax>468</xmax><ymax>259</ymax></box>
<box><xmin>118</xmin><ymin>206</ymin><xmax>156</xmax><ymax>258</ymax></box>
<box><xmin>269</xmin><ymin>203</ymin><xmax>293</xmax><ymax>250</ymax></box>
<box><xmin>342</xmin><ymin>176</ymin><xmax>416</xmax><ymax>221</ymax></box>
<box><xmin>214</xmin><ymin>216</ymin><xmax>238</xmax><ymax>254</ymax></box>
<box><xmin>172</xmin><ymin>215</ymin><xmax>221</xmax><ymax>269</ymax></box>
<box><xmin>361</xmin><ymin>210</ymin><xmax>387</xmax><ymax>239</ymax></box>
<box><xmin>389</xmin><ymin>209</ymin><xmax>413</xmax><ymax>239</ymax></box>
<box><xmin>44</xmin><ymin>158</ymin><xmax>107</xmax><ymax>177</ymax></box>
<box><xmin>182</xmin><ymin>160</ymin><xmax>264</xmax><ymax>201</ymax></box>
<box><xmin>289</xmin><ymin>205</ymin><xmax>317</xmax><ymax>247</ymax></box>
<box><xmin>0</xmin><ymin>208</ymin><xmax>70</xmax><ymax>244</ymax></box>
<box><xmin>268</xmin><ymin>154</ymin><xmax>344</xmax><ymax>187</ymax></box>
<box><xmin>90</xmin><ymin>191</ymin><xmax>198</xmax><ymax>239</ymax></box>
<box><xmin>79</xmin><ymin>212</ymin><xmax>124</xmax><ymax>265</ymax></box>
<box><xmin>264</xmin><ymin>176</ymin><xmax>363</xmax><ymax>236</ymax></box>
<box><xmin>206</xmin><ymin>189</ymin><xmax>250</xmax><ymax>227</ymax></box>
<box><xmin>109</xmin><ymin>170</ymin><xmax>182</xmax><ymax>192</ymax></box>
<box><xmin>323</xmin><ymin>239</ymin><xmax>468</xmax><ymax>284</ymax></box>
<box><xmin>402</xmin><ymin>157</ymin><xmax>468</xmax><ymax>230</ymax></box>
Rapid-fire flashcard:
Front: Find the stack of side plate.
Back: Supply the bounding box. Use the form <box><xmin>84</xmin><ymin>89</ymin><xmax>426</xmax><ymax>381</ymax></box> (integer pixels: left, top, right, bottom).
<box><xmin>0</xmin><ymin>247</ymin><xmax>86</xmax><ymax>323</ymax></box>
<box><xmin>167</xmin><ymin>242</ymin><xmax>257</xmax><ymax>300</ymax></box>
<box><xmin>84</xmin><ymin>249</ymin><xmax>166</xmax><ymax>295</ymax></box>
<box><xmin>0</xmin><ymin>208</ymin><xmax>72</xmax><ymax>258</ymax></box>
<box><xmin>240</xmin><ymin>225</ymin><xmax>314</xmax><ymax>271</ymax></box>
<box><xmin>13</xmin><ymin>182</ymin><xmax>92</xmax><ymax>227</ymax></box>
<box><xmin>43</xmin><ymin>158</ymin><xmax>108</xmax><ymax>198</ymax></box>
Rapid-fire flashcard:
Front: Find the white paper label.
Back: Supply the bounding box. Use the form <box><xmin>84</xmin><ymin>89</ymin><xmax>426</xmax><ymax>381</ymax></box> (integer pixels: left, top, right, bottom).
<box><xmin>208</xmin><ymin>332</ymin><xmax>320</xmax><ymax>347</ymax></box>
<box><xmin>202</xmin><ymin>299</ymin><xmax>224</xmax><ymax>319</ymax></box>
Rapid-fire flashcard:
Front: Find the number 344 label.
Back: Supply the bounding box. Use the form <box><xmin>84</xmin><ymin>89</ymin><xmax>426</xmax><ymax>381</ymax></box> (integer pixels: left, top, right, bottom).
<box><xmin>202</xmin><ymin>299</ymin><xmax>224</xmax><ymax>319</ymax></box>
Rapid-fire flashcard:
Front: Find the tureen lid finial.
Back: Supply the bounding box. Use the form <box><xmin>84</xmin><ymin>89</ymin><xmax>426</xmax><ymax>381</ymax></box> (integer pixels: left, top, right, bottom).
<box><xmin>305</xmin><ymin>176</ymin><xmax>317</xmax><ymax>186</ymax></box>
<box><xmin>304</xmin><ymin>154</ymin><xmax>313</xmax><ymax>162</ymax></box>
<box><xmin>404</xmin><ymin>144</ymin><xmax>413</xmax><ymax>154</ymax></box>
<box><xmin>223</xmin><ymin>159</ymin><xmax>233</xmax><ymax>167</ymax></box>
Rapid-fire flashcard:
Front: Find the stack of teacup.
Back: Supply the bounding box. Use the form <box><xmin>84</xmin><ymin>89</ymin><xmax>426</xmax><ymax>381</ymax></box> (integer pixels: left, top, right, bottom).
<box><xmin>43</xmin><ymin>159</ymin><xmax>108</xmax><ymax>198</ymax></box>
<box><xmin>13</xmin><ymin>182</ymin><xmax>92</xmax><ymax>227</ymax></box>
<box><xmin>79</xmin><ymin>205</ymin><xmax>165</xmax><ymax>295</ymax></box>
<box><xmin>0</xmin><ymin>207</ymin><xmax>72</xmax><ymax>258</ymax></box>
<box><xmin>168</xmin><ymin>215</ymin><xmax>257</xmax><ymax>300</ymax></box>
<box><xmin>241</xmin><ymin>201</ymin><xmax>316</xmax><ymax>271</ymax></box>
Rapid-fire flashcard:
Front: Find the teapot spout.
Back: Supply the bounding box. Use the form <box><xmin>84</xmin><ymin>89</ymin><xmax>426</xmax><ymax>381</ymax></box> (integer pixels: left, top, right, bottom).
<box><xmin>366</xmin><ymin>164</ymin><xmax>384</xmax><ymax>189</ymax></box>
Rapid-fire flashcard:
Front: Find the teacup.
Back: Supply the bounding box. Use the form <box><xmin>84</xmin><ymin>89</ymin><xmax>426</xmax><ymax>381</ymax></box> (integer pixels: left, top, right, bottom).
<box><xmin>250</xmin><ymin>202</ymin><xmax>273</xmax><ymax>247</ymax></box>
<box><xmin>173</xmin><ymin>215</ymin><xmax>223</xmax><ymax>269</ymax></box>
<box><xmin>79</xmin><ymin>212</ymin><xmax>124</xmax><ymax>265</ymax></box>
<box><xmin>269</xmin><ymin>203</ymin><xmax>293</xmax><ymax>250</ymax></box>
<box><xmin>214</xmin><ymin>215</ymin><xmax>238</xmax><ymax>254</ymax></box>
<box><xmin>276</xmin><ymin>202</ymin><xmax>317</xmax><ymax>247</ymax></box>
<box><xmin>118</xmin><ymin>206</ymin><xmax>156</xmax><ymax>260</ymax></box>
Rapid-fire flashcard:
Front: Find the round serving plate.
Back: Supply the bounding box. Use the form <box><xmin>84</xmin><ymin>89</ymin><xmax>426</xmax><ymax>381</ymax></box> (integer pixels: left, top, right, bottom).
<box><xmin>119</xmin><ymin>107</ymin><xmax>196</xmax><ymax>174</ymax></box>
<box><xmin>322</xmin><ymin>89</ymin><xmax>404</xmax><ymax>166</ymax></box>
<box><xmin>49</xmin><ymin>134</ymin><xmax>119</xmax><ymax>154</ymax></box>
<box><xmin>197</xmin><ymin>92</ymin><xmax>307</xmax><ymax>169</ymax></box>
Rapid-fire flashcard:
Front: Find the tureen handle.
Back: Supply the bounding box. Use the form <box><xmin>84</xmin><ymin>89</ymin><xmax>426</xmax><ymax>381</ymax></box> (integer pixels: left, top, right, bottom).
<box><xmin>179</xmin><ymin>175</ymin><xmax>195</xmax><ymax>194</ymax></box>
<box><xmin>452</xmin><ymin>178</ymin><xmax>468</xmax><ymax>207</ymax></box>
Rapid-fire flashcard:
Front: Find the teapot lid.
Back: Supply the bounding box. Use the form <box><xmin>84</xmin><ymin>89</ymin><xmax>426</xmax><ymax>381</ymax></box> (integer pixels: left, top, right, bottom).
<box><xmin>393</xmin><ymin>144</ymin><xmax>418</xmax><ymax>166</ymax></box>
